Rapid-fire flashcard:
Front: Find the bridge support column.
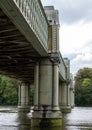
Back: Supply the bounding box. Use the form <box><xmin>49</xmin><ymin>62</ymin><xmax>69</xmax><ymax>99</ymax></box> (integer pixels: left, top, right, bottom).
<box><xmin>31</xmin><ymin>58</ymin><xmax>62</xmax><ymax>127</ymax></box>
<box><xmin>33</xmin><ymin>62</ymin><xmax>39</xmax><ymax>110</ymax></box>
<box><xmin>18</xmin><ymin>82</ymin><xmax>30</xmax><ymax>112</ymax></box>
<box><xmin>71</xmin><ymin>90</ymin><xmax>75</xmax><ymax>108</ymax></box>
<box><xmin>59</xmin><ymin>58</ymin><xmax>71</xmax><ymax>113</ymax></box>
<box><xmin>52</xmin><ymin>63</ymin><xmax>60</xmax><ymax>110</ymax></box>
<box><xmin>70</xmin><ymin>87</ymin><xmax>75</xmax><ymax>108</ymax></box>
<box><xmin>67</xmin><ymin>83</ymin><xmax>72</xmax><ymax>112</ymax></box>
<box><xmin>70</xmin><ymin>75</ymin><xmax>75</xmax><ymax>108</ymax></box>
<box><xmin>59</xmin><ymin>82</ymin><xmax>71</xmax><ymax>113</ymax></box>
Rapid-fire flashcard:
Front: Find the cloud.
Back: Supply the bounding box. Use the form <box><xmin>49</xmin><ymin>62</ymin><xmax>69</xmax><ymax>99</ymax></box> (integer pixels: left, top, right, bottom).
<box><xmin>41</xmin><ymin>0</ymin><xmax>92</xmax><ymax>24</ymax></box>
<box><xmin>70</xmin><ymin>43</ymin><xmax>92</xmax><ymax>75</ymax></box>
<box><xmin>77</xmin><ymin>41</ymin><xmax>92</xmax><ymax>54</ymax></box>
<box><xmin>67</xmin><ymin>41</ymin><xmax>92</xmax><ymax>75</ymax></box>
<box><xmin>72</xmin><ymin>53</ymin><xmax>92</xmax><ymax>63</ymax></box>
<box><xmin>70</xmin><ymin>52</ymin><xmax>92</xmax><ymax>75</ymax></box>
<box><xmin>60</xmin><ymin>22</ymin><xmax>92</xmax><ymax>56</ymax></box>
<box><xmin>60</xmin><ymin>0</ymin><xmax>92</xmax><ymax>24</ymax></box>
<box><xmin>70</xmin><ymin>61</ymin><xmax>92</xmax><ymax>76</ymax></box>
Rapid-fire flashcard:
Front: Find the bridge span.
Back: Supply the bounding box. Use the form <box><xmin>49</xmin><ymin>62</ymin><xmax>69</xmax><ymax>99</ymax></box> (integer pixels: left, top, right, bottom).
<box><xmin>0</xmin><ymin>0</ymin><xmax>74</xmax><ymax>127</ymax></box>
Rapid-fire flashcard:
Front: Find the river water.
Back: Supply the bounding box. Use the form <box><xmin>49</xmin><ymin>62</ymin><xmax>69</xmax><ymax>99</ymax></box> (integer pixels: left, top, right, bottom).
<box><xmin>0</xmin><ymin>106</ymin><xmax>92</xmax><ymax>130</ymax></box>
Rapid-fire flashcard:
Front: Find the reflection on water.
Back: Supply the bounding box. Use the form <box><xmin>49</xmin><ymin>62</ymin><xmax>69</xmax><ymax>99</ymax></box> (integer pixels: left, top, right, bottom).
<box><xmin>63</xmin><ymin>107</ymin><xmax>92</xmax><ymax>130</ymax></box>
<box><xmin>0</xmin><ymin>107</ymin><xmax>92</xmax><ymax>130</ymax></box>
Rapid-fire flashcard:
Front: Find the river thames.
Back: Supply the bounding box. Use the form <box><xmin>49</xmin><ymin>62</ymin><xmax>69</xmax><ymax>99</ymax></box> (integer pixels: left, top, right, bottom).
<box><xmin>0</xmin><ymin>106</ymin><xmax>92</xmax><ymax>130</ymax></box>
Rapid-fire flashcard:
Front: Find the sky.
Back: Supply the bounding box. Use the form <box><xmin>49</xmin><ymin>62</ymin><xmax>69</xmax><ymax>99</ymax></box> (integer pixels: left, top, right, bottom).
<box><xmin>41</xmin><ymin>0</ymin><xmax>92</xmax><ymax>76</ymax></box>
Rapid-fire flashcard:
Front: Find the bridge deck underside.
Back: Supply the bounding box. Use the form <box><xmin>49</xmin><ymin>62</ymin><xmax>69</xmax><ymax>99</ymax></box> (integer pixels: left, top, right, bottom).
<box><xmin>0</xmin><ymin>9</ymin><xmax>40</xmax><ymax>83</ymax></box>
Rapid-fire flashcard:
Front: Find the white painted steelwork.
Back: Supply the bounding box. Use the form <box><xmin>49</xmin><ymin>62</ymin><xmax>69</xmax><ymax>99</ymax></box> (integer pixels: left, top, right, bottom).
<box><xmin>13</xmin><ymin>0</ymin><xmax>48</xmax><ymax>49</ymax></box>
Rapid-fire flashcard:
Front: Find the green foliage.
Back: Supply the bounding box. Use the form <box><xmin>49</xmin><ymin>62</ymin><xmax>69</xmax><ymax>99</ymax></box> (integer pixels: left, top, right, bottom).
<box><xmin>0</xmin><ymin>75</ymin><xmax>34</xmax><ymax>106</ymax></box>
<box><xmin>82</xmin><ymin>78</ymin><xmax>91</xmax><ymax>88</ymax></box>
<box><xmin>75</xmin><ymin>67</ymin><xmax>92</xmax><ymax>106</ymax></box>
<box><xmin>0</xmin><ymin>75</ymin><xmax>18</xmax><ymax>105</ymax></box>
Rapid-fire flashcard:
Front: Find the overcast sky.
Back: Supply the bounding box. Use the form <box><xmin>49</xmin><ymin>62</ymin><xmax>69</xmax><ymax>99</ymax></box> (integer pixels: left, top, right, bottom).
<box><xmin>41</xmin><ymin>0</ymin><xmax>92</xmax><ymax>76</ymax></box>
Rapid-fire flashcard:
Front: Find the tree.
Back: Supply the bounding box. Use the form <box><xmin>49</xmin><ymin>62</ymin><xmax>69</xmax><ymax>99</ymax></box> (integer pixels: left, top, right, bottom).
<box><xmin>75</xmin><ymin>67</ymin><xmax>92</xmax><ymax>106</ymax></box>
<box><xmin>82</xmin><ymin>78</ymin><xmax>91</xmax><ymax>88</ymax></box>
<box><xmin>0</xmin><ymin>75</ymin><xmax>34</xmax><ymax>106</ymax></box>
<box><xmin>0</xmin><ymin>75</ymin><xmax>18</xmax><ymax>105</ymax></box>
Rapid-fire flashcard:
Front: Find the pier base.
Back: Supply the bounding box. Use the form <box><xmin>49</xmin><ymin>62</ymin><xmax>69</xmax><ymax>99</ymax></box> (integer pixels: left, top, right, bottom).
<box><xmin>31</xmin><ymin>118</ymin><xmax>62</xmax><ymax>127</ymax></box>
<box><xmin>18</xmin><ymin>106</ymin><xmax>30</xmax><ymax>113</ymax></box>
<box><xmin>60</xmin><ymin>106</ymin><xmax>71</xmax><ymax>113</ymax></box>
<box><xmin>31</xmin><ymin>106</ymin><xmax>62</xmax><ymax>127</ymax></box>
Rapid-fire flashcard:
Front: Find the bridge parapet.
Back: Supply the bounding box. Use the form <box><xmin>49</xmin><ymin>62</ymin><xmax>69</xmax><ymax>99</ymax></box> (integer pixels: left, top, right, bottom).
<box><xmin>13</xmin><ymin>0</ymin><xmax>48</xmax><ymax>50</ymax></box>
<box><xmin>59</xmin><ymin>54</ymin><xmax>67</xmax><ymax>80</ymax></box>
<box><xmin>63</xmin><ymin>58</ymin><xmax>70</xmax><ymax>80</ymax></box>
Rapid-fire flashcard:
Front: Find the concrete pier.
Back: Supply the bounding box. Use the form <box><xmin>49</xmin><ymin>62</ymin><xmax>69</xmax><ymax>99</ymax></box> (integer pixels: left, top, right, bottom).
<box><xmin>18</xmin><ymin>82</ymin><xmax>30</xmax><ymax>112</ymax></box>
<box><xmin>59</xmin><ymin>82</ymin><xmax>71</xmax><ymax>113</ymax></box>
<box><xmin>31</xmin><ymin>59</ymin><xmax>62</xmax><ymax>127</ymax></box>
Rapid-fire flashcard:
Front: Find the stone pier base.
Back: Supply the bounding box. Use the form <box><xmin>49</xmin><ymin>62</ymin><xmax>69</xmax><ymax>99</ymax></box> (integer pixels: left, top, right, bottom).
<box><xmin>31</xmin><ymin>118</ymin><xmax>62</xmax><ymax>127</ymax></box>
<box><xmin>18</xmin><ymin>106</ymin><xmax>30</xmax><ymax>113</ymax></box>
<box><xmin>60</xmin><ymin>106</ymin><xmax>71</xmax><ymax>113</ymax></box>
<box><xmin>31</xmin><ymin>108</ymin><xmax>62</xmax><ymax>127</ymax></box>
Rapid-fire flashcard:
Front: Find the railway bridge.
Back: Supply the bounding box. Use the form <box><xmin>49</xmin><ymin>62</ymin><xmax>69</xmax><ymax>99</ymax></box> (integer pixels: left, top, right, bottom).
<box><xmin>0</xmin><ymin>0</ymin><xmax>74</xmax><ymax>127</ymax></box>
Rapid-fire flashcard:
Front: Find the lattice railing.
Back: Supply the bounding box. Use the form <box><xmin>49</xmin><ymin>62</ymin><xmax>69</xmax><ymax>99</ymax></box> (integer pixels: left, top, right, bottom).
<box><xmin>59</xmin><ymin>54</ymin><xmax>67</xmax><ymax>80</ymax></box>
<box><xmin>13</xmin><ymin>0</ymin><xmax>48</xmax><ymax>49</ymax></box>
